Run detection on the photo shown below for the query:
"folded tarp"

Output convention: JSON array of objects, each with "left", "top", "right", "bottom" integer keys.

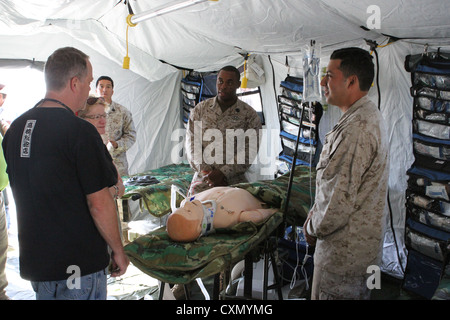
[{"left": 121, "top": 163, "right": 194, "bottom": 218}]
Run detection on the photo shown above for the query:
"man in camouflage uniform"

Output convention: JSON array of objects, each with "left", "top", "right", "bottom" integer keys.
[
  {"left": 303, "top": 48, "right": 389, "bottom": 300},
  {"left": 96, "top": 76, "right": 136, "bottom": 177},
  {"left": 186, "top": 66, "right": 262, "bottom": 195}
]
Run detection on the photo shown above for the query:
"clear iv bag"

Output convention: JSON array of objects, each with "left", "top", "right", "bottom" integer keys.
[{"left": 303, "top": 43, "right": 322, "bottom": 102}]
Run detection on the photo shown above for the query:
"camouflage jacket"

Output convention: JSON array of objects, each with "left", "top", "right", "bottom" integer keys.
[
  {"left": 186, "top": 96, "right": 262, "bottom": 194},
  {"left": 307, "top": 95, "right": 389, "bottom": 276},
  {"left": 102, "top": 101, "right": 136, "bottom": 177}
]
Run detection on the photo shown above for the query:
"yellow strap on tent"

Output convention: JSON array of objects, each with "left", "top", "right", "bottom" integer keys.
[
  {"left": 123, "top": 14, "right": 137, "bottom": 69},
  {"left": 241, "top": 54, "right": 249, "bottom": 88},
  {"left": 126, "top": 14, "right": 137, "bottom": 27}
]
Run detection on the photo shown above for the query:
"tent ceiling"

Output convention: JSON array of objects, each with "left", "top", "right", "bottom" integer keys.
[{"left": 1, "top": 0, "right": 449, "bottom": 72}]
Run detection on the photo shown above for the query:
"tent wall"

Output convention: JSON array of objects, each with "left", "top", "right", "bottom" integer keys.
[{"left": 253, "top": 40, "right": 450, "bottom": 278}]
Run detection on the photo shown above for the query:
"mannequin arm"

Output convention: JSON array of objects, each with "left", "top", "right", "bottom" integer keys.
[{"left": 238, "top": 208, "right": 277, "bottom": 223}]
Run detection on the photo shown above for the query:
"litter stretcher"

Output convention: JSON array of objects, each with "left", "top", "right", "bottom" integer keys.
[{"left": 122, "top": 163, "right": 315, "bottom": 299}]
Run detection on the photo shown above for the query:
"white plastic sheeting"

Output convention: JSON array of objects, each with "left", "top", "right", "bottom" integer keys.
[{"left": 1, "top": 0, "right": 450, "bottom": 279}]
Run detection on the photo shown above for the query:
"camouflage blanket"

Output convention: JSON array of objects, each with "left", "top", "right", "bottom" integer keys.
[
  {"left": 124, "top": 165, "right": 316, "bottom": 284},
  {"left": 235, "top": 165, "right": 315, "bottom": 227},
  {"left": 121, "top": 163, "right": 194, "bottom": 218},
  {"left": 125, "top": 212, "right": 283, "bottom": 284}
]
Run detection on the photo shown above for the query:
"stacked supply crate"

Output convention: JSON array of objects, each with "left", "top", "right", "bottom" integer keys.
[
  {"left": 276, "top": 76, "right": 323, "bottom": 174},
  {"left": 403, "top": 51, "right": 450, "bottom": 299},
  {"left": 180, "top": 72, "right": 217, "bottom": 127}
]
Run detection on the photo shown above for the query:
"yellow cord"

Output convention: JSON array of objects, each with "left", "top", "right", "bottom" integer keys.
[
  {"left": 126, "top": 25, "right": 129, "bottom": 56},
  {"left": 123, "top": 14, "right": 136, "bottom": 69},
  {"left": 241, "top": 54, "right": 249, "bottom": 88},
  {"left": 126, "top": 14, "right": 137, "bottom": 27}
]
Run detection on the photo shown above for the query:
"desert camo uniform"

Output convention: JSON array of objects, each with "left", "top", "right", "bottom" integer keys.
[
  {"left": 186, "top": 96, "right": 262, "bottom": 194},
  {"left": 306, "top": 96, "right": 389, "bottom": 299},
  {"left": 102, "top": 101, "right": 136, "bottom": 177}
]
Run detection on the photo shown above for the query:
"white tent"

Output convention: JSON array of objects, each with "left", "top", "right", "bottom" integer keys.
[{"left": 1, "top": 0, "right": 450, "bottom": 281}]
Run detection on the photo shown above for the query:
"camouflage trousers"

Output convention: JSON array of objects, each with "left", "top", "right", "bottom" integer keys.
[{"left": 311, "top": 266, "right": 371, "bottom": 300}]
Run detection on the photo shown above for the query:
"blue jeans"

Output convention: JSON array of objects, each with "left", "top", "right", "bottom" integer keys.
[{"left": 31, "top": 268, "right": 107, "bottom": 300}]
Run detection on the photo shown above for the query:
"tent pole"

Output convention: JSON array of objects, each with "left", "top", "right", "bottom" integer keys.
[
  {"left": 283, "top": 101, "right": 306, "bottom": 227},
  {"left": 130, "top": 0, "right": 217, "bottom": 24}
]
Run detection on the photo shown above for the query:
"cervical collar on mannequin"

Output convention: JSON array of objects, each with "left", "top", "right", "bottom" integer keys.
[{"left": 200, "top": 200, "right": 217, "bottom": 237}]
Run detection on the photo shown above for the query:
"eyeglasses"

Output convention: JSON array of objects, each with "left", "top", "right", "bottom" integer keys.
[
  {"left": 83, "top": 114, "right": 107, "bottom": 120},
  {"left": 0, "top": 93, "right": 6, "bottom": 99},
  {"left": 86, "top": 96, "right": 105, "bottom": 105}
]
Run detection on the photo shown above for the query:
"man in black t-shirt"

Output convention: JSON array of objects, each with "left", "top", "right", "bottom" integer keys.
[{"left": 2, "top": 47, "right": 129, "bottom": 300}]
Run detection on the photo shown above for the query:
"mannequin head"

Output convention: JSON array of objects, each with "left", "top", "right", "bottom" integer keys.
[{"left": 166, "top": 199, "right": 204, "bottom": 242}]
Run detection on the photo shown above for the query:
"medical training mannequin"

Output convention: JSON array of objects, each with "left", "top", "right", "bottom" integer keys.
[{"left": 166, "top": 187, "right": 277, "bottom": 242}]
